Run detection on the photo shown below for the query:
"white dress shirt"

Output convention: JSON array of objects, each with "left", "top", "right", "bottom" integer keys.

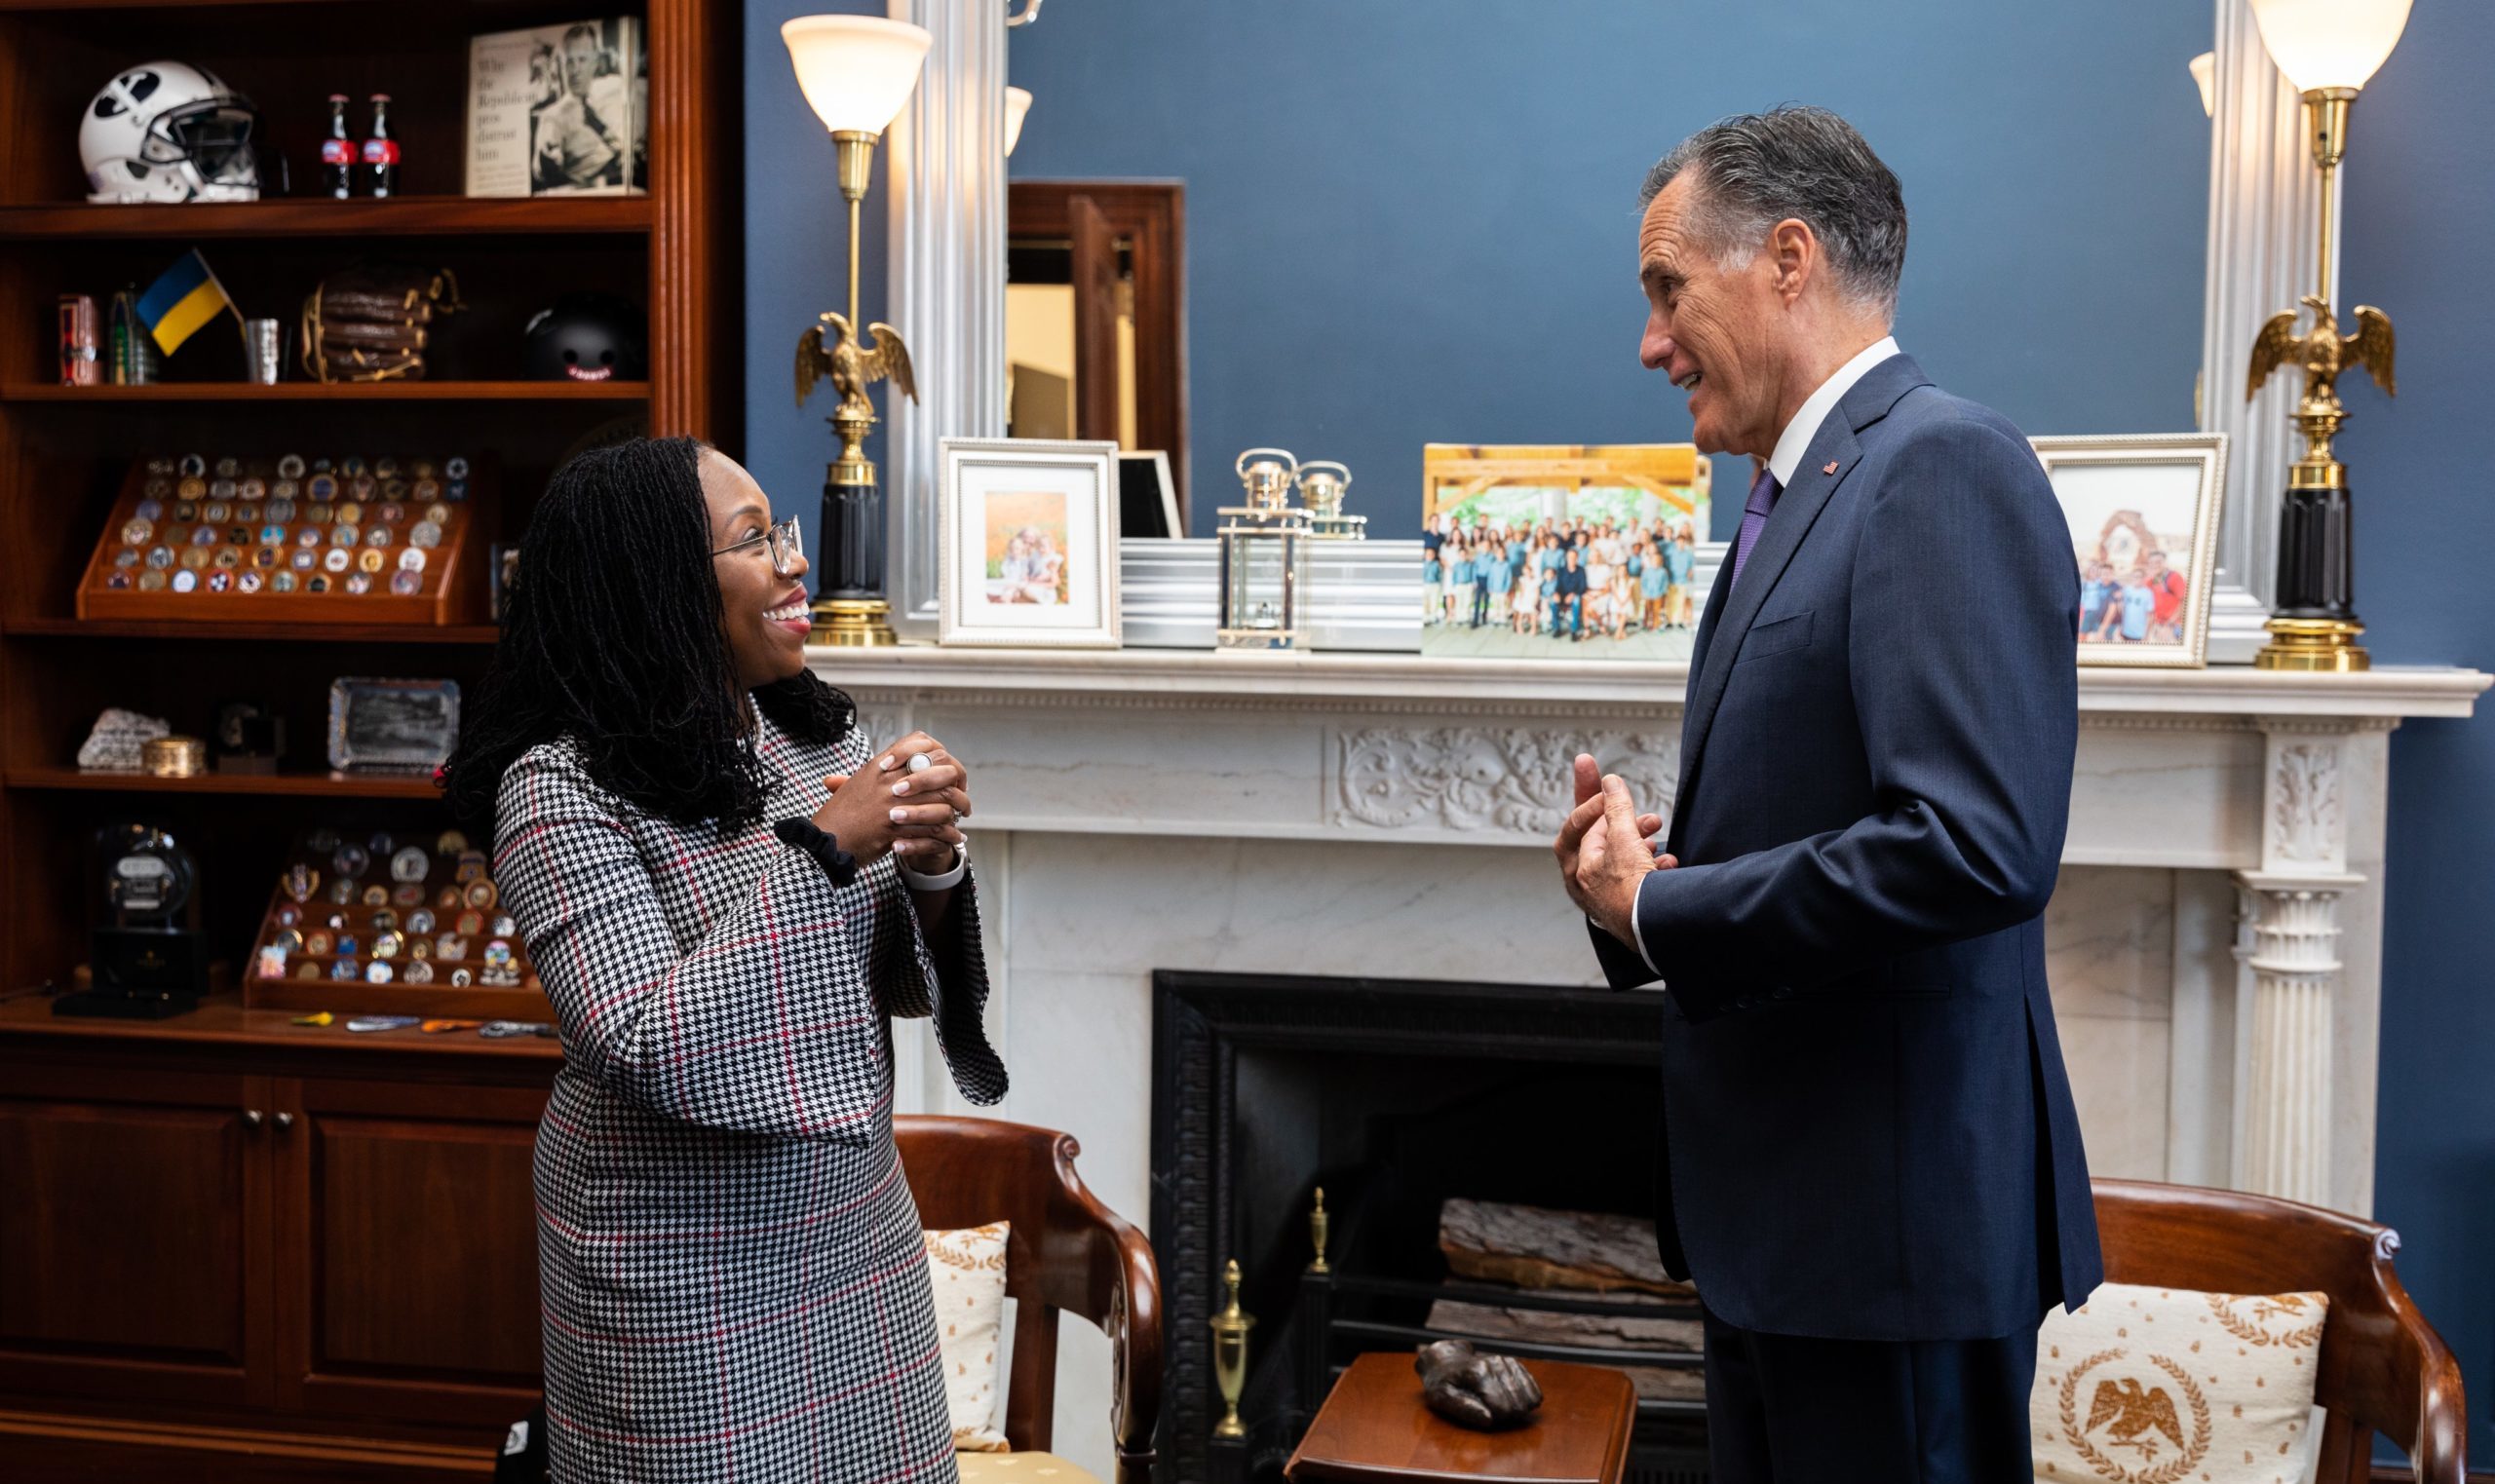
[
  {"left": 1766, "top": 335, "right": 1900, "bottom": 487},
  {"left": 1623, "top": 334, "right": 1902, "bottom": 977}
]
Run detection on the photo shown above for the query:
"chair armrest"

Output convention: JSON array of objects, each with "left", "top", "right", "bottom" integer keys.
[
  {"left": 1079, "top": 1186, "right": 1162, "bottom": 1481},
  {"left": 2410, "top": 1327, "right": 2469, "bottom": 1484}
]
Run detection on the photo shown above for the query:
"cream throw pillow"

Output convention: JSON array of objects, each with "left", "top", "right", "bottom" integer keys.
[
  {"left": 924, "top": 1221, "right": 1012, "bottom": 1451},
  {"left": 2033, "top": 1281, "right": 2327, "bottom": 1484}
]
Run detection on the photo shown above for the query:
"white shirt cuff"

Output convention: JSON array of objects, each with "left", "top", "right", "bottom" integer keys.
[
  {"left": 899, "top": 834, "right": 969, "bottom": 891},
  {"left": 1628, "top": 872, "right": 1663, "bottom": 979}
]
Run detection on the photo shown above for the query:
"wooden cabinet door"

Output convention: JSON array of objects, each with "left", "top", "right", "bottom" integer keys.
[
  {"left": 271, "top": 1074, "right": 549, "bottom": 1427},
  {"left": 0, "top": 1062, "right": 273, "bottom": 1409}
]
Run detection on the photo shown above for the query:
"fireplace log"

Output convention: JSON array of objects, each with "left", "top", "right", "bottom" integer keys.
[
  {"left": 1425, "top": 1295, "right": 1701, "bottom": 1352},
  {"left": 1439, "top": 1198, "right": 1694, "bottom": 1298},
  {"left": 1423, "top": 1297, "right": 1706, "bottom": 1404}
]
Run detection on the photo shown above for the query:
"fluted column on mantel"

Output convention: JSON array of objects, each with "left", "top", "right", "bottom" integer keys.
[
  {"left": 881, "top": 0, "right": 1009, "bottom": 641},
  {"left": 2199, "top": 0, "right": 2324, "bottom": 662},
  {"left": 2229, "top": 718, "right": 2386, "bottom": 1206}
]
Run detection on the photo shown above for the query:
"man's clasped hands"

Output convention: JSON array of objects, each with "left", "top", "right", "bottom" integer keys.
[{"left": 1553, "top": 753, "right": 1676, "bottom": 948}]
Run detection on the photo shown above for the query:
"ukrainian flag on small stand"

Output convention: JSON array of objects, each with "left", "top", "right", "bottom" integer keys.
[{"left": 134, "top": 249, "right": 237, "bottom": 356}]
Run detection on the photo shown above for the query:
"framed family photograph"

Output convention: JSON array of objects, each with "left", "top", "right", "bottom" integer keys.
[
  {"left": 938, "top": 437, "right": 1122, "bottom": 648},
  {"left": 2031, "top": 433, "right": 2228, "bottom": 669},
  {"left": 1419, "top": 443, "right": 1713, "bottom": 662}
]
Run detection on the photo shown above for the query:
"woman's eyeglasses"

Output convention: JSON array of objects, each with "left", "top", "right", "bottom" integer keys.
[{"left": 711, "top": 515, "right": 804, "bottom": 577}]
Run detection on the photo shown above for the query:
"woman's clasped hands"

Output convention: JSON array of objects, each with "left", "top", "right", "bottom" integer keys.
[{"left": 813, "top": 731, "right": 973, "bottom": 870}]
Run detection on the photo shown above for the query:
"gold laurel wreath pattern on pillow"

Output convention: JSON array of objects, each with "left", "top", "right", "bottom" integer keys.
[
  {"left": 2031, "top": 1282, "right": 2328, "bottom": 1484},
  {"left": 925, "top": 1221, "right": 1013, "bottom": 1452}
]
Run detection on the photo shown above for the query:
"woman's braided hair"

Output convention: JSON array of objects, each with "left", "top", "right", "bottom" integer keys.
[{"left": 440, "top": 436, "right": 852, "bottom": 834}]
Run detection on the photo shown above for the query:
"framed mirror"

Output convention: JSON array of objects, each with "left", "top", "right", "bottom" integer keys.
[{"left": 1007, "top": 181, "right": 1187, "bottom": 524}]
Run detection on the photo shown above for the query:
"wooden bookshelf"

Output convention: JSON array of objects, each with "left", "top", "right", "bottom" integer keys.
[
  {"left": 6, "top": 766, "right": 444, "bottom": 800},
  {"left": 3, "top": 617, "right": 502, "bottom": 644},
  {"left": 0, "top": 0, "right": 741, "bottom": 1470},
  {"left": 0, "top": 379, "right": 649, "bottom": 401},
  {"left": 0, "top": 196, "right": 653, "bottom": 241}
]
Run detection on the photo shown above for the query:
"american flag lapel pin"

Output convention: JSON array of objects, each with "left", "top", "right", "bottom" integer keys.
[{"left": 1823, "top": 460, "right": 1839, "bottom": 476}]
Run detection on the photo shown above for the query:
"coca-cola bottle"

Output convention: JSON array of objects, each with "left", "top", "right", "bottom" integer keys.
[
  {"left": 361, "top": 94, "right": 400, "bottom": 198},
  {"left": 321, "top": 95, "right": 354, "bottom": 199}
]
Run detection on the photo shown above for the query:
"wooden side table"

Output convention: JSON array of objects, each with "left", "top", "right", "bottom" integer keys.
[{"left": 1285, "top": 1351, "right": 1638, "bottom": 1484}]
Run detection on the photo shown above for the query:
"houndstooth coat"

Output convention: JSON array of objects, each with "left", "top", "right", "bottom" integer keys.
[{"left": 494, "top": 704, "right": 1006, "bottom": 1483}]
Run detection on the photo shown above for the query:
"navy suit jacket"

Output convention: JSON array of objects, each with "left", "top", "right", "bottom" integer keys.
[{"left": 1592, "top": 354, "right": 2103, "bottom": 1343}]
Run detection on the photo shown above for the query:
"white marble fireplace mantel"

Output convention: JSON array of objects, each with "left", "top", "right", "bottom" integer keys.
[{"left": 809, "top": 646, "right": 2483, "bottom": 1473}]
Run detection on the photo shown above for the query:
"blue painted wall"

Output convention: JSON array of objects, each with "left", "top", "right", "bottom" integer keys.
[
  {"left": 2339, "top": 0, "right": 2495, "bottom": 1465},
  {"left": 741, "top": 2, "right": 2491, "bottom": 1461},
  {"left": 1000, "top": 0, "right": 2211, "bottom": 536}
]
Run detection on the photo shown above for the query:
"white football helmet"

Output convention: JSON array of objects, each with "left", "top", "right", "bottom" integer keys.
[{"left": 80, "top": 61, "right": 260, "bottom": 204}]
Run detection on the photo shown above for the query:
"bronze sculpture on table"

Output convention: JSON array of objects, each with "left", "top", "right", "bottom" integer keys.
[{"left": 1415, "top": 1339, "right": 1543, "bottom": 1430}]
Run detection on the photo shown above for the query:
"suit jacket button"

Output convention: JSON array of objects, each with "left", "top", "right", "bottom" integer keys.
[{"left": 1773, "top": 985, "right": 1793, "bottom": 1000}]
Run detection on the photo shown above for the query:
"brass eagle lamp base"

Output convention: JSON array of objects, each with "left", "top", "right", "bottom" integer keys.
[
  {"left": 794, "top": 128, "right": 917, "bottom": 651},
  {"left": 2246, "top": 86, "right": 2398, "bottom": 674},
  {"left": 812, "top": 596, "right": 899, "bottom": 648}
]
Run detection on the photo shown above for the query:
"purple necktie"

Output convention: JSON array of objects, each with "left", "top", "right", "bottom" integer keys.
[{"left": 1728, "top": 465, "right": 1782, "bottom": 590}]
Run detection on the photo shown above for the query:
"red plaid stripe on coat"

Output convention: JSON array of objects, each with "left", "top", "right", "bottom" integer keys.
[{"left": 496, "top": 706, "right": 1005, "bottom": 1483}]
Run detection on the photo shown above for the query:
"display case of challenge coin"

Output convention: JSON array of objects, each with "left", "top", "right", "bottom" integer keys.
[
  {"left": 78, "top": 452, "right": 487, "bottom": 626},
  {"left": 246, "top": 827, "right": 552, "bottom": 1020}
]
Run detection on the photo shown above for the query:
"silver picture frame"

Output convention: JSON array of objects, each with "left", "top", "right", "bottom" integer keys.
[
  {"left": 327, "top": 677, "right": 462, "bottom": 774},
  {"left": 937, "top": 437, "right": 1122, "bottom": 649},
  {"left": 2032, "top": 432, "right": 2229, "bottom": 670}
]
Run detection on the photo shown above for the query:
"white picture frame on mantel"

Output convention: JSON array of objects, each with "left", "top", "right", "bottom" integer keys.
[
  {"left": 2033, "top": 432, "right": 2228, "bottom": 669},
  {"left": 938, "top": 437, "right": 1122, "bottom": 648}
]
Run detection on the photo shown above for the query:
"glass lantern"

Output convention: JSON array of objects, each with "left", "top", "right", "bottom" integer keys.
[
  {"left": 1297, "top": 461, "right": 1366, "bottom": 541},
  {"left": 1217, "top": 447, "right": 1310, "bottom": 650}
]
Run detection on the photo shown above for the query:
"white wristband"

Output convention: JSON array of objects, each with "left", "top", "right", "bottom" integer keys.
[{"left": 899, "top": 833, "right": 968, "bottom": 891}]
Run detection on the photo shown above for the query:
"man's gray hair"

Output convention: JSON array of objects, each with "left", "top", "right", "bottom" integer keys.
[{"left": 1639, "top": 105, "right": 1906, "bottom": 321}]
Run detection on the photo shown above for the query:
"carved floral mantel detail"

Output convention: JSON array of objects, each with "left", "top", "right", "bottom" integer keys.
[
  {"left": 1334, "top": 727, "right": 1679, "bottom": 835},
  {"left": 2267, "top": 742, "right": 2343, "bottom": 866}
]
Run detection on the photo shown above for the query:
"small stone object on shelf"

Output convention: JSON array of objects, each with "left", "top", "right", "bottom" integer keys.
[{"left": 76, "top": 707, "right": 171, "bottom": 772}]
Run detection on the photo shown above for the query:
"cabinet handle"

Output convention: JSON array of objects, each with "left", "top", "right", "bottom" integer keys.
[
  {"left": 274, "top": 1112, "right": 295, "bottom": 1131},
  {"left": 243, "top": 1109, "right": 264, "bottom": 1127}
]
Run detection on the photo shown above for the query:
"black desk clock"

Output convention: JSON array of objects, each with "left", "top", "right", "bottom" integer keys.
[{"left": 57, "top": 822, "right": 208, "bottom": 1018}]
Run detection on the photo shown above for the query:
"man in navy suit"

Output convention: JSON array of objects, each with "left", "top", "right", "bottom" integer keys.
[{"left": 1554, "top": 106, "right": 2101, "bottom": 1482}]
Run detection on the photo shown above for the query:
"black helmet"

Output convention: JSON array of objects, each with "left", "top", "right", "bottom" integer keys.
[{"left": 521, "top": 293, "right": 646, "bottom": 383}]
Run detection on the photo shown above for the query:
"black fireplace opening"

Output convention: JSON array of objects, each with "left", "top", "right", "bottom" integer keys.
[{"left": 1151, "top": 970, "right": 1710, "bottom": 1484}]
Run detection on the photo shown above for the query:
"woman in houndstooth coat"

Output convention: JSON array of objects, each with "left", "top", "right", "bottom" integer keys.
[{"left": 445, "top": 438, "right": 1004, "bottom": 1483}]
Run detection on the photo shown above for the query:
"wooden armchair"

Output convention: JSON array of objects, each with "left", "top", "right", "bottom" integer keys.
[
  {"left": 2093, "top": 1179, "right": 2467, "bottom": 1483},
  {"left": 897, "top": 1115, "right": 1163, "bottom": 1484}
]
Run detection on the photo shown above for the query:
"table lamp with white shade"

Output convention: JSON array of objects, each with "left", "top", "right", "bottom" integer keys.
[
  {"left": 1005, "top": 86, "right": 1032, "bottom": 157},
  {"left": 2242, "top": 0, "right": 2409, "bottom": 671},
  {"left": 784, "top": 14, "right": 932, "bottom": 647}
]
